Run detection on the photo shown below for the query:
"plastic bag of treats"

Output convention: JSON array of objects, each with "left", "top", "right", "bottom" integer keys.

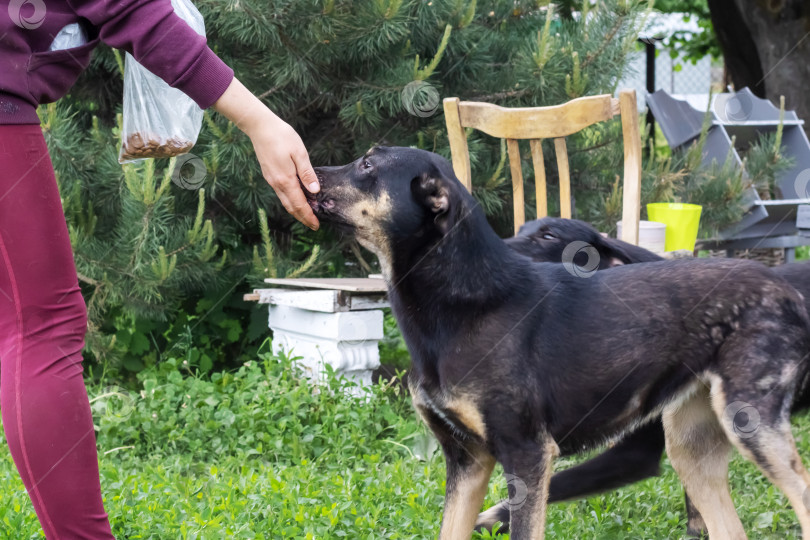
[{"left": 119, "top": 0, "right": 205, "bottom": 163}]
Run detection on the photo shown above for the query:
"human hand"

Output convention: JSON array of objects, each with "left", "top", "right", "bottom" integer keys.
[
  {"left": 245, "top": 112, "right": 320, "bottom": 230},
  {"left": 213, "top": 78, "right": 320, "bottom": 230}
]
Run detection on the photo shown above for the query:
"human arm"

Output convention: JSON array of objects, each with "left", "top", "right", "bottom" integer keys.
[
  {"left": 67, "top": 0, "right": 319, "bottom": 228},
  {"left": 213, "top": 78, "right": 320, "bottom": 230}
]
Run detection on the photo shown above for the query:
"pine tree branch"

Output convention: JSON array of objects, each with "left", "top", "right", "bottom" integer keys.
[
  {"left": 569, "top": 136, "right": 622, "bottom": 155},
  {"left": 581, "top": 17, "right": 625, "bottom": 69},
  {"left": 166, "top": 244, "right": 191, "bottom": 257},
  {"left": 77, "top": 272, "right": 101, "bottom": 286},
  {"left": 258, "top": 86, "right": 281, "bottom": 99}
]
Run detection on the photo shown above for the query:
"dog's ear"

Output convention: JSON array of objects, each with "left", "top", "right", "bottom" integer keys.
[{"left": 411, "top": 173, "right": 454, "bottom": 234}]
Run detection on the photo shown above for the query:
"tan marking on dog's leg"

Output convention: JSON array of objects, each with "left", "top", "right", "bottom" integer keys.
[
  {"left": 710, "top": 386, "right": 810, "bottom": 538},
  {"left": 507, "top": 437, "right": 559, "bottom": 540},
  {"left": 663, "top": 388, "right": 747, "bottom": 540},
  {"left": 445, "top": 395, "right": 487, "bottom": 441},
  {"left": 439, "top": 448, "right": 496, "bottom": 540},
  {"left": 750, "top": 434, "right": 810, "bottom": 539},
  {"left": 528, "top": 439, "right": 559, "bottom": 537}
]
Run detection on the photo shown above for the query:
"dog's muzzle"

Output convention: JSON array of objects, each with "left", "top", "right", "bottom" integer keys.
[{"left": 308, "top": 197, "right": 336, "bottom": 213}]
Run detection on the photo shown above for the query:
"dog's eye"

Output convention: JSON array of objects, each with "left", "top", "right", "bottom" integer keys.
[
  {"left": 533, "top": 230, "right": 556, "bottom": 241},
  {"left": 362, "top": 159, "right": 372, "bottom": 170}
]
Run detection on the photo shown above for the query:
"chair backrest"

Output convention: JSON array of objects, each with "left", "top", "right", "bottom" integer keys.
[{"left": 443, "top": 89, "right": 642, "bottom": 244}]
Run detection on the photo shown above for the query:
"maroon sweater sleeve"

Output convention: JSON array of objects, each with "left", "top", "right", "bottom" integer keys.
[{"left": 66, "top": 0, "right": 234, "bottom": 109}]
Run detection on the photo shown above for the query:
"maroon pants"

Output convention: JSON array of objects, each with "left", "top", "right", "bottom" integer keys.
[{"left": 0, "top": 125, "right": 114, "bottom": 538}]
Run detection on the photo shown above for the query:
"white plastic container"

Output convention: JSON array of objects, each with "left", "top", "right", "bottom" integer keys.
[{"left": 617, "top": 220, "right": 667, "bottom": 253}]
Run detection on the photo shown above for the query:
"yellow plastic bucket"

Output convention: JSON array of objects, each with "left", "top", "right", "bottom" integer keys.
[{"left": 646, "top": 203, "right": 702, "bottom": 251}]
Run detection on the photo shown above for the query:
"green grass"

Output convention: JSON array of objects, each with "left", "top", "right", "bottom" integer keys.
[{"left": 1, "top": 351, "right": 808, "bottom": 538}]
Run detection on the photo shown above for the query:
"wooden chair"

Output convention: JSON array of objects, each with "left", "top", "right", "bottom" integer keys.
[{"left": 443, "top": 90, "right": 642, "bottom": 244}]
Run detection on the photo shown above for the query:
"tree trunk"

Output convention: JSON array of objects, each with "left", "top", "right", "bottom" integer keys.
[
  {"left": 707, "top": 0, "right": 765, "bottom": 97},
  {"left": 710, "top": 0, "right": 810, "bottom": 123}
]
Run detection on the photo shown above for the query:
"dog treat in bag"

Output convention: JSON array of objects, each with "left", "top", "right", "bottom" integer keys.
[{"left": 119, "top": 0, "right": 205, "bottom": 163}]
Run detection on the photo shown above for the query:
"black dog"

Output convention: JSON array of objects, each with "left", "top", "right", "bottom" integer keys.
[
  {"left": 312, "top": 147, "right": 810, "bottom": 539},
  {"left": 505, "top": 217, "right": 664, "bottom": 269},
  {"left": 473, "top": 217, "right": 810, "bottom": 536}
]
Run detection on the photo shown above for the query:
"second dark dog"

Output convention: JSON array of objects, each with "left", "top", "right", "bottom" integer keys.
[{"left": 474, "top": 217, "right": 810, "bottom": 536}]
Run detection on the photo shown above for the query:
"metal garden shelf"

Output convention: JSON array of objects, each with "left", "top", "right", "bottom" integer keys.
[{"left": 647, "top": 88, "right": 810, "bottom": 262}]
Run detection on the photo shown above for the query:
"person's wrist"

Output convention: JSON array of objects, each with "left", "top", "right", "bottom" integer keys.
[
  {"left": 213, "top": 80, "right": 279, "bottom": 138},
  {"left": 236, "top": 102, "right": 279, "bottom": 139}
]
